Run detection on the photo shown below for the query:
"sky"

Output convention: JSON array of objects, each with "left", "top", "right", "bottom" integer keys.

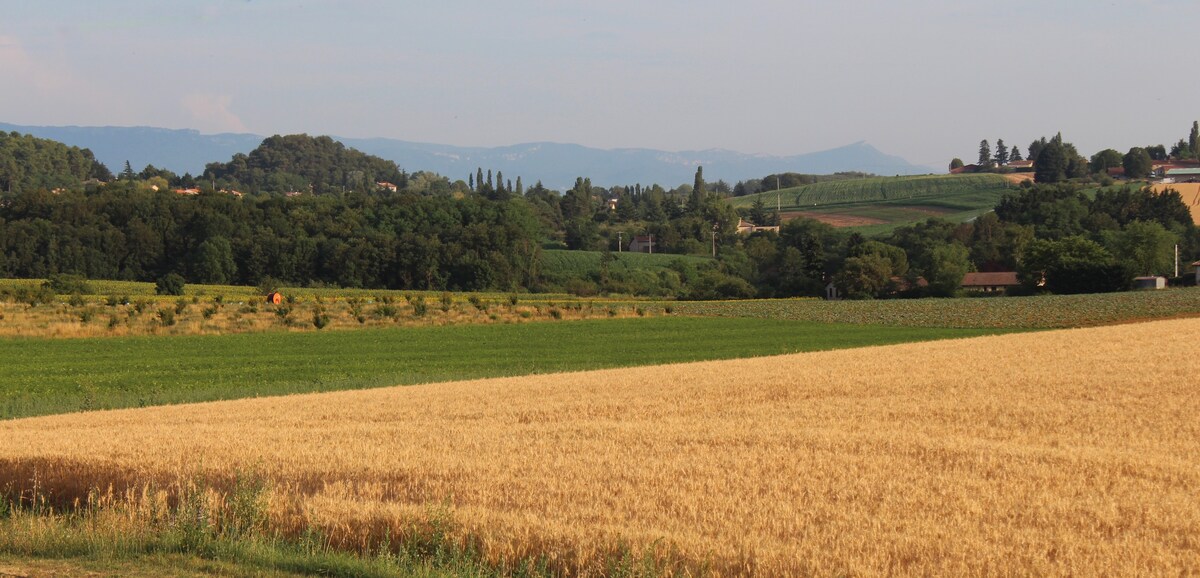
[{"left": 2, "top": 0, "right": 1199, "bottom": 168}]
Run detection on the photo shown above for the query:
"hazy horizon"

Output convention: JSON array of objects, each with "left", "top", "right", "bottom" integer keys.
[{"left": 4, "top": 0, "right": 1198, "bottom": 168}]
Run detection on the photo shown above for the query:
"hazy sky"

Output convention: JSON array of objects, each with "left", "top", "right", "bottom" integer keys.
[{"left": 3, "top": 0, "right": 1198, "bottom": 167}]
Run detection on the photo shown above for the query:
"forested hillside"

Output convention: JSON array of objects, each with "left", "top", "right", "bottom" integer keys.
[
  {"left": 203, "top": 134, "right": 409, "bottom": 194},
  {"left": 0, "top": 132, "right": 111, "bottom": 193}
]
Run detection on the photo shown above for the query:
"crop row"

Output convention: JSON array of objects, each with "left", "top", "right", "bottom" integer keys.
[{"left": 672, "top": 287, "right": 1200, "bottom": 329}]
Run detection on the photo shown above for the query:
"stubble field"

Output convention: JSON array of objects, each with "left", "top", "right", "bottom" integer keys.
[{"left": 2, "top": 318, "right": 1197, "bottom": 576}]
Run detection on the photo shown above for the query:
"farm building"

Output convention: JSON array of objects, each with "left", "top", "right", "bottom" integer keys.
[
  {"left": 1006, "top": 160, "right": 1034, "bottom": 170},
  {"left": 1133, "top": 276, "right": 1167, "bottom": 290},
  {"left": 736, "top": 218, "right": 779, "bottom": 234},
  {"left": 1164, "top": 168, "right": 1200, "bottom": 183},
  {"left": 961, "top": 271, "right": 1020, "bottom": 293},
  {"left": 628, "top": 235, "right": 654, "bottom": 253}
]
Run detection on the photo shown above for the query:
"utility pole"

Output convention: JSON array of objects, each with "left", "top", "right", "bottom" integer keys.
[
  {"left": 618, "top": 231, "right": 623, "bottom": 253},
  {"left": 649, "top": 234, "right": 653, "bottom": 254},
  {"left": 1175, "top": 244, "right": 1180, "bottom": 278}
]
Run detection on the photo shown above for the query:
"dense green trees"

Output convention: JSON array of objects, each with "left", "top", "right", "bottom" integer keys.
[
  {"left": 0, "top": 184, "right": 543, "bottom": 292},
  {"left": 0, "top": 132, "right": 110, "bottom": 193}
]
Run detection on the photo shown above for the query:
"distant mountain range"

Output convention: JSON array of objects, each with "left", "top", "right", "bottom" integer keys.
[{"left": 0, "top": 123, "right": 934, "bottom": 189}]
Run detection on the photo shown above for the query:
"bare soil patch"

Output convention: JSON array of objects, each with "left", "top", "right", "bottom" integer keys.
[{"left": 781, "top": 211, "right": 886, "bottom": 227}]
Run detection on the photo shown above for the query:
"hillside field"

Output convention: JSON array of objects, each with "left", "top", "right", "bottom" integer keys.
[
  {"left": 2, "top": 318, "right": 1197, "bottom": 575},
  {"left": 729, "top": 174, "right": 1016, "bottom": 233}
]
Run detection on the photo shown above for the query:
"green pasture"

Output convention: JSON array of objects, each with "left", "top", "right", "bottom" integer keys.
[{"left": 0, "top": 317, "right": 1002, "bottom": 420}]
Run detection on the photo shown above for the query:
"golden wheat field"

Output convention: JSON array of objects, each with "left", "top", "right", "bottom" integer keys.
[{"left": 2, "top": 318, "right": 1200, "bottom": 576}]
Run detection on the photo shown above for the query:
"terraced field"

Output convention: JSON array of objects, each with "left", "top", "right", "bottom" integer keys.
[{"left": 3, "top": 319, "right": 1197, "bottom": 575}]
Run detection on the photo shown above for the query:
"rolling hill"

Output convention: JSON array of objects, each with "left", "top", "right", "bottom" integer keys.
[
  {"left": 730, "top": 173, "right": 1017, "bottom": 234},
  {"left": 0, "top": 123, "right": 933, "bottom": 189}
]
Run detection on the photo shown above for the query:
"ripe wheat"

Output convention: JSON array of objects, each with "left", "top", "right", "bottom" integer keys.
[{"left": 2, "top": 319, "right": 1198, "bottom": 575}]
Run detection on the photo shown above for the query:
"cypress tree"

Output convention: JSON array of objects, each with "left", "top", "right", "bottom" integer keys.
[
  {"left": 515, "top": 176, "right": 523, "bottom": 196},
  {"left": 1190, "top": 121, "right": 1199, "bottom": 156},
  {"left": 978, "top": 140, "right": 992, "bottom": 167}
]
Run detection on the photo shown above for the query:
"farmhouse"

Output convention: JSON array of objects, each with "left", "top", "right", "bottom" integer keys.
[
  {"left": 736, "top": 218, "right": 779, "bottom": 234},
  {"left": 628, "top": 235, "right": 654, "bottom": 253},
  {"left": 961, "top": 271, "right": 1020, "bottom": 293},
  {"left": 1006, "top": 160, "right": 1034, "bottom": 170}
]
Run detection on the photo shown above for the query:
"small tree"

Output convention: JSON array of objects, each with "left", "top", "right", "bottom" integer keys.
[
  {"left": 949, "top": 158, "right": 964, "bottom": 171},
  {"left": 155, "top": 273, "right": 186, "bottom": 296}
]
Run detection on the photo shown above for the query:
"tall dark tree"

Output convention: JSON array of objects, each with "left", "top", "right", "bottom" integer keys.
[
  {"left": 687, "top": 166, "right": 706, "bottom": 215},
  {"left": 978, "top": 140, "right": 993, "bottom": 167},
  {"left": 1191, "top": 121, "right": 1199, "bottom": 157},
  {"left": 1034, "top": 141, "right": 1067, "bottom": 183},
  {"left": 995, "top": 139, "right": 1009, "bottom": 166},
  {"left": 1122, "top": 147, "right": 1152, "bottom": 179},
  {"left": 949, "top": 158, "right": 964, "bottom": 171},
  {"left": 515, "top": 176, "right": 523, "bottom": 196},
  {"left": 1009, "top": 145, "right": 1023, "bottom": 162},
  {"left": 121, "top": 160, "right": 136, "bottom": 181},
  {"left": 1027, "top": 137, "right": 1047, "bottom": 165}
]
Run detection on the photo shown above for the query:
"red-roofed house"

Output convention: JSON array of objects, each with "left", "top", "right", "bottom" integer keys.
[{"left": 961, "top": 271, "right": 1020, "bottom": 293}]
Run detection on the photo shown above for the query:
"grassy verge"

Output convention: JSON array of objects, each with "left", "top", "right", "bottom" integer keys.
[
  {"left": 0, "top": 482, "right": 505, "bottom": 578},
  {"left": 0, "top": 316, "right": 1004, "bottom": 420}
]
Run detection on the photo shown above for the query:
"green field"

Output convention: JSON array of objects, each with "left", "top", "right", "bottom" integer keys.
[
  {"left": 0, "top": 317, "right": 1003, "bottom": 420},
  {"left": 729, "top": 174, "right": 1016, "bottom": 234},
  {"left": 672, "top": 287, "right": 1200, "bottom": 329},
  {"left": 541, "top": 249, "right": 710, "bottom": 277}
]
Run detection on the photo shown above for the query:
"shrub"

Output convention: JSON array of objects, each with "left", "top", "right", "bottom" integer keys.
[
  {"left": 440, "top": 292, "right": 453, "bottom": 312},
  {"left": 67, "top": 293, "right": 86, "bottom": 307},
  {"left": 175, "top": 298, "right": 189, "bottom": 314},
  {"left": 411, "top": 296, "right": 428, "bottom": 317},
  {"left": 106, "top": 294, "right": 130, "bottom": 307},
  {"left": 467, "top": 295, "right": 486, "bottom": 311},
  {"left": 43, "top": 273, "right": 93, "bottom": 295},
  {"left": 157, "top": 309, "right": 175, "bottom": 326},
  {"left": 374, "top": 304, "right": 399, "bottom": 320},
  {"left": 155, "top": 274, "right": 186, "bottom": 296},
  {"left": 312, "top": 308, "right": 330, "bottom": 330}
]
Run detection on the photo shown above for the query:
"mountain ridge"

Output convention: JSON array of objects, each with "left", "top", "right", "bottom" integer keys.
[{"left": 0, "top": 123, "right": 934, "bottom": 189}]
